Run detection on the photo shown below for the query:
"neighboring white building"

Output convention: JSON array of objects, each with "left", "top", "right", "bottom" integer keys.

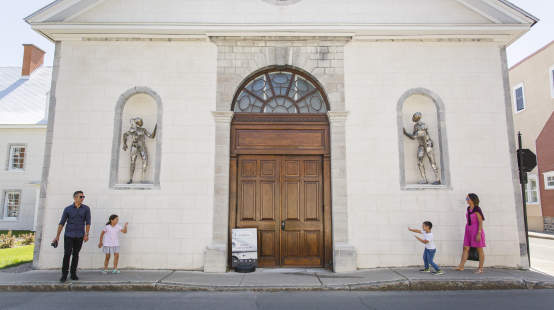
[
  {"left": 0, "top": 44, "right": 52, "bottom": 231},
  {"left": 27, "top": 0, "right": 536, "bottom": 272}
]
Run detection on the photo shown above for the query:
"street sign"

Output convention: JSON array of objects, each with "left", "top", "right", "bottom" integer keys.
[{"left": 517, "top": 149, "right": 537, "bottom": 173}]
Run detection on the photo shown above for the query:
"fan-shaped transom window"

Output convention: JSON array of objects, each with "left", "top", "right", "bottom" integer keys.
[{"left": 232, "top": 69, "right": 329, "bottom": 113}]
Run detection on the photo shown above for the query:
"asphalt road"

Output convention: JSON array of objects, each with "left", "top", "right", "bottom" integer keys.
[
  {"left": 1, "top": 290, "right": 554, "bottom": 310},
  {"left": 530, "top": 236, "right": 554, "bottom": 276}
]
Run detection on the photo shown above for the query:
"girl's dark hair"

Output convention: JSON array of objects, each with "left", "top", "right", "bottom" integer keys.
[
  {"left": 106, "top": 214, "right": 118, "bottom": 226},
  {"left": 423, "top": 221, "right": 433, "bottom": 229},
  {"left": 467, "top": 193, "right": 480, "bottom": 206}
]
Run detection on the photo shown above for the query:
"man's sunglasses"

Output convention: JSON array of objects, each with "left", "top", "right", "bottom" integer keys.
[{"left": 78, "top": 196, "right": 85, "bottom": 199}]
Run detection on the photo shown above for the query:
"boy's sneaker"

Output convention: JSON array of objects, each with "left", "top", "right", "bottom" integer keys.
[
  {"left": 112, "top": 269, "right": 120, "bottom": 274},
  {"left": 101, "top": 269, "right": 108, "bottom": 274},
  {"left": 432, "top": 270, "right": 445, "bottom": 275},
  {"left": 419, "top": 268, "right": 431, "bottom": 272}
]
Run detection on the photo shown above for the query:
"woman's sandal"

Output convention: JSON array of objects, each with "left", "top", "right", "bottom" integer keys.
[
  {"left": 455, "top": 267, "right": 464, "bottom": 271},
  {"left": 474, "top": 269, "right": 484, "bottom": 274}
]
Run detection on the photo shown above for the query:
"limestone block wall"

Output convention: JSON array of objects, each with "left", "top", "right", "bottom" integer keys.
[
  {"left": 0, "top": 128, "right": 45, "bottom": 230},
  {"left": 345, "top": 41, "right": 524, "bottom": 268},
  {"left": 36, "top": 40, "right": 217, "bottom": 269}
]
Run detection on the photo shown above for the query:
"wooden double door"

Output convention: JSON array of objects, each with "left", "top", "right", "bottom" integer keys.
[{"left": 235, "top": 155, "right": 325, "bottom": 267}]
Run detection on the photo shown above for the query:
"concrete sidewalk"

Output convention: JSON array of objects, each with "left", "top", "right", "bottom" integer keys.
[{"left": 1, "top": 267, "right": 554, "bottom": 292}]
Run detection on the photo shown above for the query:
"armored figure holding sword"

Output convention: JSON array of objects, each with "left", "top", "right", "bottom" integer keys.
[
  {"left": 122, "top": 117, "right": 157, "bottom": 184},
  {"left": 403, "top": 112, "right": 441, "bottom": 185}
]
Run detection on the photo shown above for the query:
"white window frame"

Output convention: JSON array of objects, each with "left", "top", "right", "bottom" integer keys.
[
  {"left": 525, "top": 174, "right": 540, "bottom": 204},
  {"left": 7, "top": 144, "right": 26, "bottom": 171},
  {"left": 513, "top": 83, "right": 526, "bottom": 113},
  {"left": 544, "top": 171, "right": 554, "bottom": 190},
  {"left": 2, "top": 190, "right": 21, "bottom": 220},
  {"left": 549, "top": 65, "right": 554, "bottom": 99}
]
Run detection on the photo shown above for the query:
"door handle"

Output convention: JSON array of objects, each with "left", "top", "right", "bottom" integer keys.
[{"left": 281, "top": 220, "right": 286, "bottom": 231}]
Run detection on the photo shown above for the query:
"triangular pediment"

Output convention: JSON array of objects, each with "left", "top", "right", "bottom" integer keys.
[
  {"left": 26, "top": 0, "right": 537, "bottom": 43},
  {"left": 28, "top": 0, "right": 535, "bottom": 25},
  {"left": 68, "top": 0, "right": 494, "bottom": 24}
]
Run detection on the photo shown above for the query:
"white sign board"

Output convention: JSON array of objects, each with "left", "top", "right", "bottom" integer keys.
[{"left": 232, "top": 228, "right": 257, "bottom": 253}]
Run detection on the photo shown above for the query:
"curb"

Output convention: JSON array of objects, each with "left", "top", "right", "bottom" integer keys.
[
  {"left": 529, "top": 232, "right": 554, "bottom": 241},
  {"left": 1, "top": 280, "right": 553, "bottom": 292}
]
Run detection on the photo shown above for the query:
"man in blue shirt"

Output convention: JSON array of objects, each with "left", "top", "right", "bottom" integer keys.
[{"left": 52, "top": 190, "right": 91, "bottom": 282}]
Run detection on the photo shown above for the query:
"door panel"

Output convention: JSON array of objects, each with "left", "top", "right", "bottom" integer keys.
[
  {"left": 281, "top": 157, "right": 324, "bottom": 267},
  {"left": 236, "top": 155, "right": 324, "bottom": 267},
  {"left": 237, "top": 156, "right": 281, "bottom": 267}
]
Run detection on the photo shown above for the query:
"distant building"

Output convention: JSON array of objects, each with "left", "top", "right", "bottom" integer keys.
[
  {"left": 537, "top": 112, "right": 554, "bottom": 232},
  {"left": 509, "top": 41, "right": 554, "bottom": 232},
  {"left": 0, "top": 44, "right": 51, "bottom": 231}
]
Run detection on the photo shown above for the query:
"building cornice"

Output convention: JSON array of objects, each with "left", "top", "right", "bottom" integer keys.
[{"left": 30, "top": 22, "right": 531, "bottom": 44}]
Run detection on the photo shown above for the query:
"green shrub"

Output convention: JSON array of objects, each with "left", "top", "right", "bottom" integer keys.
[
  {"left": 21, "top": 233, "right": 35, "bottom": 246},
  {"left": 0, "top": 230, "right": 34, "bottom": 238},
  {"left": 0, "top": 233, "right": 16, "bottom": 249}
]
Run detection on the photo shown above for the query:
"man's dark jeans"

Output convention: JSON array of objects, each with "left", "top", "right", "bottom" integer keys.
[{"left": 62, "top": 236, "right": 83, "bottom": 276}]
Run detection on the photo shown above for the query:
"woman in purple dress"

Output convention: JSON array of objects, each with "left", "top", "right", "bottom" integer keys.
[{"left": 456, "top": 193, "right": 486, "bottom": 273}]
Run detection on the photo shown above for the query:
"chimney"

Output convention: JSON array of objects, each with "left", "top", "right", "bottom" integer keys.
[{"left": 21, "top": 44, "right": 46, "bottom": 77}]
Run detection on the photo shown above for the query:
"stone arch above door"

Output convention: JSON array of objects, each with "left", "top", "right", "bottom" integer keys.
[
  {"left": 231, "top": 66, "right": 330, "bottom": 114},
  {"left": 211, "top": 36, "right": 349, "bottom": 112}
]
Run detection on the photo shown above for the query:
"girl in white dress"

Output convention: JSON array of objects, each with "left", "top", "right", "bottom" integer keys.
[{"left": 98, "top": 214, "right": 128, "bottom": 274}]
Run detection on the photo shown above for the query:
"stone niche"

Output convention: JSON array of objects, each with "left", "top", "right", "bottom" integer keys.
[
  {"left": 110, "top": 87, "right": 162, "bottom": 189},
  {"left": 397, "top": 88, "right": 450, "bottom": 189}
]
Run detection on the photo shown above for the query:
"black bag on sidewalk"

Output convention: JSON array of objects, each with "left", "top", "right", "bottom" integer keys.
[{"left": 468, "top": 247, "right": 479, "bottom": 261}]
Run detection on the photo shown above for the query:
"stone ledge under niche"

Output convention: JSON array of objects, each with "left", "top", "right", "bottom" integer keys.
[
  {"left": 111, "top": 183, "right": 159, "bottom": 190},
  {"left": 403, "top": 184, "right": 449, "bottom": 191}
]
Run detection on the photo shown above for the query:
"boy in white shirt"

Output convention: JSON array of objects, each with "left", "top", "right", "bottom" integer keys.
[{"left": 409, "top": 221, "right": 444, "bottom": 275}]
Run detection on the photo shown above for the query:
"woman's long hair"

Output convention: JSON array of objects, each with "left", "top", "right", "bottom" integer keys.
[
  {"left": 467, "top": 193, "right": 485, "bottom": 224},
  {"left": 467, "top": 193, "right": 480, "bottom": 207},
  {"left": 106, "top": 214, "right": 118, "bottom": 226}
]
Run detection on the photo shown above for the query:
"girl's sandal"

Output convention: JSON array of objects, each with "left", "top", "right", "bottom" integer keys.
[
  {"left": 455, "top": 267, "right": 464, "bottom": 271},
  {"left": 101, "top": 269, "right": 108, "bottom": 274},
  {"left": 112, "top": 269, "right": 120, "bottom": 274},
  {"left": 474, "top": 269, "right": 484, "bottom": 274}
]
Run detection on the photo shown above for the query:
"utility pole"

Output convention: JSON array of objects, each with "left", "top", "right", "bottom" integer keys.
[{"left": 517, "top": 132, "right": 531, "bottom": 267}]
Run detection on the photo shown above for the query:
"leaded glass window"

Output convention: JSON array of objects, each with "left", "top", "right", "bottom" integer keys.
[{"left": 233, "top": 69, "right": 328, "bottom": 114}]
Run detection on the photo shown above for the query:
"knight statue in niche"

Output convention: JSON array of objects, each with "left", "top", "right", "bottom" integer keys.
[
  {"left": 122, "top": 117, "right": 157, "bottom": 184},
  {"left": 403, "top": 112, "right": 441, "bottom": 185}
]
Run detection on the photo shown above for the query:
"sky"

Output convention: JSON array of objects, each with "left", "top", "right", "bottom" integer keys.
[{"left": 0, "top": 0, "right": 552, "bottom": 68}]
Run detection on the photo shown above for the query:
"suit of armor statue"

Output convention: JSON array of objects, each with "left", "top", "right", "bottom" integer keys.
[
  {"left": 403, "top": 112, "right": 440, "bottom": 185},
  {"left": 122, "top": 117, "right": 157, "bottom": 184}
]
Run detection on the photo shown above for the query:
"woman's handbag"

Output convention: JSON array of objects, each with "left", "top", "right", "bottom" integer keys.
[{"left": 468, "top": 247, "right": 479, "bottom": 261}]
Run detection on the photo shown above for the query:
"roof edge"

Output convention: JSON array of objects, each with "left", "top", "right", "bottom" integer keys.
[
  {"left": 24, "top": 0, "right": 64, "bottom": 24},
  {"left": 509, "top": 40, "right": 554, "bottom": 71},
  {"left": 496, "top": 0, "right": 539, "bottom": 26}
]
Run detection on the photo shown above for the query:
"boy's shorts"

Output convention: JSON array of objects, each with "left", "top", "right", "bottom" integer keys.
[{"left": 102, "top": 246, "right": 120, "bottom": 254}]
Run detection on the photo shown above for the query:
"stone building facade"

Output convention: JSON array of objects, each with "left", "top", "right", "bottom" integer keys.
[{"left": 27, "top": 0, "right": 536, "bottom": 272}]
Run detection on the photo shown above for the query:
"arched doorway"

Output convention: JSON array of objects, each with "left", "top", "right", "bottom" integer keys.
[{"left": 229, "top": 67, "right": 332, "bottom": 268}]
